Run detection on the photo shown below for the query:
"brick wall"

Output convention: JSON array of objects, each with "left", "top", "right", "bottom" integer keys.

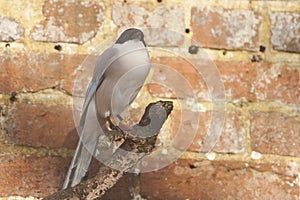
[{"left": 0, "top": 0, "right": 299, "bottom": 199}]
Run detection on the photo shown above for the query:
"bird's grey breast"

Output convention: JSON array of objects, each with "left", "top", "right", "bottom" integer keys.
[{"left": 95, "top": 40, "right": 150, "bottom": 118}]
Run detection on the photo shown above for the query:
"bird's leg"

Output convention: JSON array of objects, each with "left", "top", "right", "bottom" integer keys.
[
  {"left": 104, "top": 115, "right": 128, "bottom": 143},
  {"left": 117, "top": 114, "right": 134, "bottom": 131},
  {"left": 104, "top": 112, "right": 133, "bottom": 141},
  {"left": 106, "top": 117, "right": 118, "bottom": 131}
]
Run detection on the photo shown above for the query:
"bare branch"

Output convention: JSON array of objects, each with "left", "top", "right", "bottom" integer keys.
[{"left": 44, "top": 101, "right": 173, "bottom": 200}]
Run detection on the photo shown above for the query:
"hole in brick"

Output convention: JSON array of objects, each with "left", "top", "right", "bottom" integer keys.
[
  {"left": 185, "top": 28, "right": 190, "bottom": 34},
  {"left": 51, "top": 85, "right": 59, "bottom": 90},
  {"left": 259, "top": 45, "right": 266, "bottom": 53},
  {"left": 188, "top": 45, "right": 199, "bottom": 54},
  {"left": 123, "top": 0, "right": 127, "bottom": 3},
  {"left": 222, "top": 50, "right": 227, "bottom": 55},
  {"left": 54, "top": 44, "right": 62, "bottom": 51},
  {"left": 157, "top": 0, "right": 162, "bottom": 3},
  {"left": 251, "top": 55, "right": 262, "bottom": 62},
  {"left": 5, "top": 43, "right": 10, "bottom": 48},
  {"left": 10, "top": 92, "right": 17, "bottom": 102},
  {"left": 189, "top": 163, "right": 196, "bottom": 169}
]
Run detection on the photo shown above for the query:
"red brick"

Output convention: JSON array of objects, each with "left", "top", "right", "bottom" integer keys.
[
  {"left": 0, "top": 153, "right": 137, "bottom": 198},
  {"left": 170, "top": 110, "right": 206, "bottom": 152},
  {"left": 252, "top": 63, "right": 299, "bottom": 104},
  {"left": 148, "top": 58, "right": 299, "bottom": 104},
  {"left": 148, "top": 58, "right": 254, "bottom": 101},
  {"left": 171, "top": 110, "right": 245, "bottom": 153},
  {"left": 0, "top": 52, "right": 91, "bottom": 95},
  {"left": 191, "top": 8, "right": 262, "bottom": 50},
  {"left": 113, "top": 3, "right": 185, "bottom": 46},
  {"left": 215, "top": 61, "right": 256, "bottom": 102},
  {"left": 62, "top": 54, "right": 96, "bottom": 96},
  {"left": 213, "top": 112, "right": 245, "bottom": 153},
  {"left": 217, "top": 62, "right": 299, "bottom": 104},
  {"left": 31, "top": 0, "right": 104, "bottom": 44},
  {"left": 0, "top": 153, "right": 136, "bottom": 198},
  {"left": 148, "top": 57, "right": 209, "bottom": 100},
  {"left": 0, "top": 154, "right": 70, "bottom": 197},
  {"left": 251, "top": 111, "right": 300, "bottom": 157},
  {"left": 6, "top": 102, "right": 78, "bottom": 148},
  {"left": 270, "top": 11, "right": 300, "bottom": 53},
  {"left": 140, "top": 159, "right": 299, "bottom": 200}
]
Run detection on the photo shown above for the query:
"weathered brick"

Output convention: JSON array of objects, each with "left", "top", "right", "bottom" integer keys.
[
  {"left": 6, "top": 102, "right": 78, "bottom": 148},
  {"left": 0, "top": 15, "right": 24, "bottom": 42},
  {"left": 170, "top": 110, "right": 206, "bottom": 152},
  {"left": 213, "top": 112, "right": 245, "bottom": 153},
  {"left": 31, "top": 0, "right": 104, "bottom": 44},
  {"left": 270, "top": 11, "right": 300, "bottom": 53},
  {"left": 171, "top": 110, "right": 245, "bottom": 153},
  {"left": 0, "top": 52, "right": 92, "bottom": 95},
  {"left": 0, "top": 154, "right": 135, "bottom": 198},
  {"left": 148, "top": 58, "right": 299, "bottom": 104},
  {"left": 113, "top": 2, "right": 185, "bottom": 46},
  {"left": 141, "top": 159, "right": 299, "bottom": 200},
  {"left": 214, "top": 61, "right": 256, "bottom": 102},
  {"left": 148, "top": 58, "right": 255, "bottom": 101},
  {"left": 0, "top": 154, "right": 70, "bottom": 197},
  {"left": 217, "top": 61, "right": 299, "bottom": 104},
  {"left": 191, "top": 8, "right": 262, "bottom": 50},
  {"left": 148, "top": 57, "right": 209, "bottom": 100},
  {"left": 63, "top": 54, "right": 96, "bottom": 96},
  {"left": 252, "top": 63, "right": 299, "bottom": 104},
  {"left": 251, "top": 111, "right": 300, "bottom": 157}
]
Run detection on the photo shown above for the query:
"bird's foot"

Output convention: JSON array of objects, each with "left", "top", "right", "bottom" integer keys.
[
  {"left": 118, "top": 118, "right": 134, "bottom": 131},
  {"left": 105, "top": 116, "right": 118, "bottom": 131}
]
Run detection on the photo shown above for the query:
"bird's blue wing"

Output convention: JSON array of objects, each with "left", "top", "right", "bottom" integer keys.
[
  {"left": 63, "top": 40, "right": 148, "bottom": 189},
  {"left": 79, "top": 40, "right": 146, "bottom": 128},
  {"left": 79, "top": 47, "right": 119, "bottom": 128},
  {"left": 63, "top": 46, "right": 119, "bottom": 189}
]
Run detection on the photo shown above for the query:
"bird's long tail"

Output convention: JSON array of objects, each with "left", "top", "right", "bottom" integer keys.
[{"left": 62, "top": 98, "right": 100, "bottom": 189}]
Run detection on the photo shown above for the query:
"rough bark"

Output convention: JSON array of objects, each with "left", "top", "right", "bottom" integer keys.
[{"left": 44, "top": 100, "right": 173, "bottom": 200}]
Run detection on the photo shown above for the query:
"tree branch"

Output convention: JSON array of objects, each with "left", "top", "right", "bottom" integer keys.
[{"left": 44, "top": 100, "right": 173, "bottom": 200}]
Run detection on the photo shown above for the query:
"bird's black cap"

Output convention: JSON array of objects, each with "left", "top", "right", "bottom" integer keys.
[{"left": 115, "top": 28, "right": 146, "bottom": 46}]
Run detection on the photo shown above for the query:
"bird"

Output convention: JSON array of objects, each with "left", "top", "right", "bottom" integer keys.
[{"left": 62, "top": 28, "right": 151, "bottom": 189}]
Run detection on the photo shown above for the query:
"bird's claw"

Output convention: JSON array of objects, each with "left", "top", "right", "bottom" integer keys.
[
  {"left": 118, "top": 119, "right": 134, "bottom": 131},
  {"left": 106, "top": 116, "right": 118, "bottom": 131}
]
